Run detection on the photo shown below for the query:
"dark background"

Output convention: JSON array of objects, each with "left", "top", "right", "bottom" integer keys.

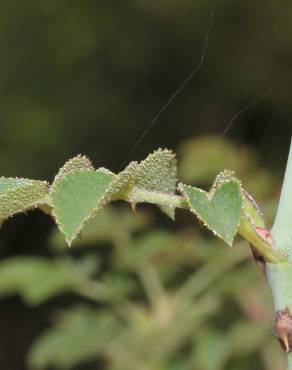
[{"left": 0, "top": 1, "right": 291, "bottom": 369}]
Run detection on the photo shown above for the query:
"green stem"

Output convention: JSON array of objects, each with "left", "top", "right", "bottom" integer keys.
[
  {"left": 125, "top": 189, "right": 189, "bottom": 209},
  {"left": 267, "top": 138, "right": 292, "bottom": 369},
  {"left": 272, "top": 138, "right": 292, "bottom": 259},
  {"left": 287, "top": 354, "right": 292, "bottom": 370}
]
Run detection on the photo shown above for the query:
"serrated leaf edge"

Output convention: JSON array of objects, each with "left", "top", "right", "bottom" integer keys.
[
  {"left": 72, "top": 163, "right": 139, "bottom": 245},
  {"left": 126, "top": 148, "right": 178, "bottom": 219},
  {"left": 0, "top": 180, "right": 50, "bottom": 220},
  {"left": 178, "top": 179, "right": 242, "bottom": 246},
  {"left": 53, "top": 154, "right": 94, "bottom": 185},
  {"left": 50, "top": 169, "right": 113, "bottom": 245}
]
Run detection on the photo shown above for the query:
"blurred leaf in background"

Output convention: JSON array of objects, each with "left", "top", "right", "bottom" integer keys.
[
  {"left": 0, "top": 1, "right": 291, "bottom": 369},
  {"left": 0, "top": 0, "right": 291, "bottom": 179},
  {"left": 0, "top": 136, "right": 285, "bottom": 370}
]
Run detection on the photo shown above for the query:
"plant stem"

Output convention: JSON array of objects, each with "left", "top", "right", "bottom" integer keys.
[
  {"left": 287, "top": 354, "right": 292, "bottom": 370},
  {"left": 267, "top": 138, "right": 292, "bottom": 369},
  {"left": 272, "top": 138, "right": 292, "bottom": 259},
  {"left": 125, "top": 189, "right": 189, "bottom": 209}
]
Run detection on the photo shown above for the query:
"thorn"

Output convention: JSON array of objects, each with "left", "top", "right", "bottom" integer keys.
[
  {"left": 278, "top": 328, "right": 290, "bottom": 352},
  {"left": 274, "top": 307, "right": 292, "bottom": 353},
  {"left": 131, "top": 202, "right": 137, "bottom": 214}
]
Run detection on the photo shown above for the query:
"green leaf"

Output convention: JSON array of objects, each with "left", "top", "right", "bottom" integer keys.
[
  {"left": 126, "top": 149, "right": 178, "bottom": 219},
  {"left": 97, "top": 161, "right": 138, "bottom": 207},
  {"left": 179, "top": 177, "right": 242, "bottom": 246},
  {"left": 50, "top": 205, "right": 149, "bottom": 250},
  {"left": 53, "top": 154, "right": 94, "bottom": 184},
  {"left": 50, "top": 152, "right": 141, "bottom": 245},
  {"left": 0, "top": 177, "right": 49, "bottom": 222},
  {"left": 241, "top": 189, "right": 265, "bottom": 227},
  {"left": 51, "top": 169, "right": 115, "bottom": 245}
]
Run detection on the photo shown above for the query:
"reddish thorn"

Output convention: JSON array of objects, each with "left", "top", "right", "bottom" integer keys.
[{"left": 279, "top": 328, "right": 290, "bottom": 352}]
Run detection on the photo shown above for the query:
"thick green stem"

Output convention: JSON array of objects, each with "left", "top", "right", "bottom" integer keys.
[
  {"left": 267, "top": 138, "right": 292, "bottom": 369},
  {"left": 272, "top": 138, "right": 292, "bottom": 259},
  {"left": 287, "top": 354, "right": 292, "bottom": 370}
]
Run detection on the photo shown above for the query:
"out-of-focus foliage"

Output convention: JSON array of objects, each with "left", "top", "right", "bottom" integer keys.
[
  {"left": 0, "top": 255, "right": 99, "bottom": 305},
  {"left": 0, "top": 0, "right": 291, "bottom": 181},
  {"left": 0, "top": 137, "right": 285, "bottom": 370},
  {"left": 0, "top": 0, "right": 291, "bottom": 368},
  {"left": 178, "top": 136, "right": 277, "bottom": 201}
]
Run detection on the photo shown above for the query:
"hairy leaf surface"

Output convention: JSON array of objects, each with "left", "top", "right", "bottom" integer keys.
[
  {"left": 51, "top": 170, "right": 115, "bottom": 245},
  {"left": 126, "top": 149, "right": 178, "bottom": 219},
  {"left": 179, "top": 178, "right": 242, "bottom": 246},
  {"left": 53, "top": 155, "right": 94, "bottom": 185},
  {"left": 0, "top": 177, "right": 49, "bottom": 222}
]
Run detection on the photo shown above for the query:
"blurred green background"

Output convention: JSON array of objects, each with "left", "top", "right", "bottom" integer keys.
[{"left": 0, "top": 1, "right": 291, "bottom": 369}]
